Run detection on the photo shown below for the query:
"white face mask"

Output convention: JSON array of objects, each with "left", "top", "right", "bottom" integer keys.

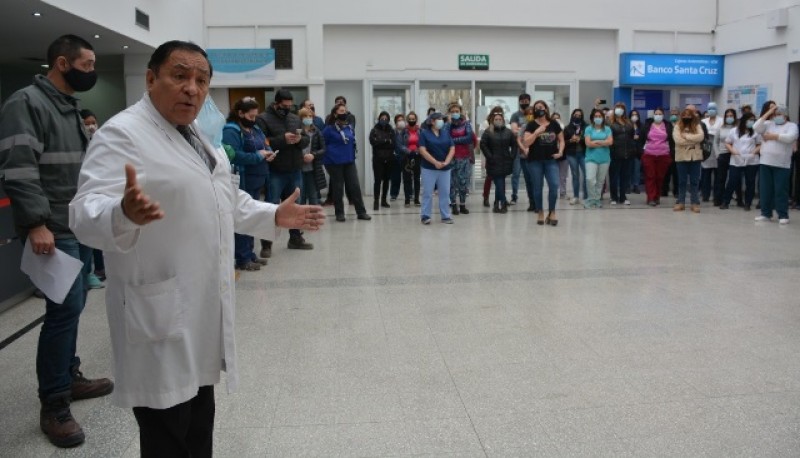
[
  {"left": 614, "top": 108, "right": 624, "bottom": 117},
  {"left": 434, "top": 119, "right": 444, "bottom": 130},
  {"left": 86, "top": 124, "right": 98, "bottom": 135},
  {"left": 631, "top": 116, "right": 639, "bottom": 122},
  {"left": 396, "top": 121, "right": 406, "bottom": 130}
]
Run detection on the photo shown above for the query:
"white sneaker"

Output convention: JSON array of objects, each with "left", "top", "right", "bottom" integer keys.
[
  {"left": 611, "top": 201, "right": 617, "bottom": 206},
  {"left": 779, "top": 218, "right": 789, "bottom": 225},
  {"left": 624, "top": 200, "right": 631, "bottom": 206},
  {"left": 754, "top": 215, "right": 770, "bottom": 222},
  {"left": 569, "top": 197, "right": 578, "bottom": 205}
]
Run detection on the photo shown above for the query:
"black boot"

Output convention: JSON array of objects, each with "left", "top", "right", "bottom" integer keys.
[
  {"left": 459, "top": 205, "right": 469, "bottom": 215},
  {"left": 40, "top": 392, "right": 85, "bottom": 448},
  {"left": 381, "top": 199, "right": 390, "bottom": 208},
  {"left": 492, "top": 202, "right": 500, "bottom": 213},
  {"left": 260, "top": 240, "right": 272, "bottom": 259},
  {"left": 483, "top": 198, "right": 490, "bottom": 207},
  {"left": 373, "top": 199, "right": 379, "bottom": 211},
  {"left": 451, "top": 204, "right": 460, "bottom": 215},
  {"left": 288, "top": 233, "right": 313, "bottom": 250}
]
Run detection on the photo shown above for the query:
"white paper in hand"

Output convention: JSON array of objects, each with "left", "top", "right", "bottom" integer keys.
[{"left": 20, "top": 242, "right": 84, "bottom": 304}]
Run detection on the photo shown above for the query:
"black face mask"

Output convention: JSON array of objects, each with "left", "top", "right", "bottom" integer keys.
[
  {"left": 534, "top": 109, "right": 546, "bottom": 118},
  {"left": 240, "top": 118, "right": 256, "bottom": 128},
  {"left": 571, "top": 117, "right": 582, "bottom": 124},
  {"left": 336, "top": 113, "right": 349, "bottom": 122},
  {"left": 63, "top": 67, "right": 97, "bottom": 92},
  {"left": 276, "top": 106, "right": 291, "bottom": 117},
  {"left": 407, "top": 119, "right": 417, "bottom": 126},
  {"left": 682, "top": 118, "right": 693, "bottom": 124},
  {"left": 519, "top": 103, "right": 530, "bottom": 111}
]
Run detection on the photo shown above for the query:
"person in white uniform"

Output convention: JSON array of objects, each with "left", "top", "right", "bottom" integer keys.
[
  {"left": 753, "top": 102, "right": 799, "bottom": 224},
  {"left": 69, "top": 40, "right": 325, "bottom": 457}
]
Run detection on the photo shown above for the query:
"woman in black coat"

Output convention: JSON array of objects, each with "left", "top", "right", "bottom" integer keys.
[
  {"left": 480, "top": 111, "right": 516, "bottom": 213},
  {"left": 369, "top": 110, "right": 396, "bottom": 210}
]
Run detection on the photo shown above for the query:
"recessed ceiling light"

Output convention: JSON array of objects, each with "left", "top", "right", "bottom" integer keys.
[
  {"left": 122, "top": 45, "right": 129, "bottom": 49},
  {"left": 41, "top": 64, "right": 49, "bottom": 68},
  {"left": 94, "top": 34, "right": 100, "bottom": 39},
  {"left": 32, "top": 12, "right": 41, "bottom": 17}
]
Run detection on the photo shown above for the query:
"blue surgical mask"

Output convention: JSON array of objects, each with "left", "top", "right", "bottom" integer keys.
[
  {"left": 302, "top": 118, "right": 313, "bottom": 126},
  {"left": 195, "top": 95, "right": 226, "bottom": 148},
  {"left": 708, "top": 109, "right": 717, "bottom": 116},
  {"left": 434, "top": 119, "right": 444, "bottom": 129},
  {"left": 614, "top": 108, "right": 624, "bottom": 117},
  {"left": 593, "top": 117, "right": 603, "bottom": 125},
  {"left": 746, "top": 120, "right": 755, "bottom": 129},
  {"left": 450, "top": 113, "right": 461, "bottom": 120},
  {"left": 653, "top": 114, "right": 664, "bottom": 123},
  {"left": 774, "top": 116, "right": 786, "bottom": 125},
  {"left": 725, "top": 117, "right": 734, "bottom": 125}
]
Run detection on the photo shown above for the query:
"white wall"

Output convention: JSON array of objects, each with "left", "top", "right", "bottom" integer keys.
[
  {"left": 205, "top": 0, "right": 714, "bottom": 31},
  {"left": 724, "top": 46, "right": 788, "bottom": 106},
  {"left": 321, "top": 26, "right": 616, "bottom": 81},
  {"left": 42, "top": 0, "right": 204, "bottom": 48}
]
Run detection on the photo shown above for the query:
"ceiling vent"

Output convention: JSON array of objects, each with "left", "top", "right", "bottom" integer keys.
[{"left": 135, "top": 8, "right": 150, "bottom": 31}]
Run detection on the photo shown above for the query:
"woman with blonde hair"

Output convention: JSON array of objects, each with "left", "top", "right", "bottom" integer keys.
[{"left": 672, "top": 108, "right": 706, "bottom": 212}]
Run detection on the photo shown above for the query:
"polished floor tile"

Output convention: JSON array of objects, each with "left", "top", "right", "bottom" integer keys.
[{"left": 1, "top": 193, "right": 799, "bottom": 456}]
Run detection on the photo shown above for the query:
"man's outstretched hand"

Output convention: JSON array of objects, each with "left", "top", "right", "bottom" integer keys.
[
  {"left": 122, "top": 164, "right": 165, "bottom": 225},
  {"left": 275, "top": 188, "right": 325, "bottom": 231}
]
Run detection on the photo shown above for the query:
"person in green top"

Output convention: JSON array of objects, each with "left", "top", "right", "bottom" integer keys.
[{"left": 584, "top": 108, "right": 614, "bottom": 208}]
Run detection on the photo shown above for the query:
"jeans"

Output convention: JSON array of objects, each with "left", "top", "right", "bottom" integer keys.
[
  {"left": 421, "top": 167, "right": 451, "bottom": 220},
  {"left": 701, "top": 167, "right": 716, "bottom": 201},
  {"left": 608, "top": 156, "right": 631, "bottom": 202},
  {"left": 642, "top": 154, "right": 671, "bottom": 203},
  {"left": 511, "top": 153, "right": 521, "bottom": 201},
  {"left": 558, "top": 159, "right": 569, "bottom": 196},
  {"left": 585, "top": 161, "right": 610, "bottom": 205},
  {"left": 566, "top": 153, "right": 587, "bottom": 199},
  {"left": 269, "top": 169, "right": 303, "bottom": 237},
  {"left": 390, "top": 156, "right": 403, "bottom": 199},
  {"left": 36, "top": 238, "right": 92, "bottom": 399},
  {"left": 449, "top": 157, "right": 472, "bottom": 205},
  {"left": 301, "top": 171, "right": 320, "bottom": 205},
  {"left": 326, "top": 163, "right": 367, "bottom": 217},
  {"left": 239, "top": 174, "right": 268, "bottom": 260},
  {"left": 759, "top": 164, "right": 791, "bottom": 219},
  {"left": 527, "top": 159, "right": 559, "bottom": 212},
  {"left": 630, "top": 156, "right": 642, "bottom": 190},
  {"left": 724, "top": 165, "right": 758, "bottom": 206},
  {"left": 493, "top": 175, "right": 508, "bottom": 203},
  {"left": 521, "top": 159, "right": 535, "bottom": 208},
  {"left": 676, "top": 160, "right": 702, "bottom": 205},
  {"left": 133, "top": 385, "right": 214, "bottom": 458}
]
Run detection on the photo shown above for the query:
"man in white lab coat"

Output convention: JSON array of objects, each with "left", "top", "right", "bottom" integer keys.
[{"left": 69, "top": 41, "right": 325, "bottom": 456}]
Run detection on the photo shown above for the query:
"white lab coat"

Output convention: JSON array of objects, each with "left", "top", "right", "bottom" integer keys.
[{"left": 69, "top": 94, "right": 279, "bottom": 409}]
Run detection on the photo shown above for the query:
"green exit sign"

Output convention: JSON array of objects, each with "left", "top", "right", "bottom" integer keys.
[{"left": 459, "top": 54, "right": 489, "bottom": 70}]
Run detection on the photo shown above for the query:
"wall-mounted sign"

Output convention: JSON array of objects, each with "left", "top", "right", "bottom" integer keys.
[
  {"left": 619, "top": 53, "right": 724, "bottom": 87},
  {"left": 206, "top": 48, "right": 276, "bottom": 81},
  {"left": 459, "top": 54, "right": 489, "bottom": 70}
]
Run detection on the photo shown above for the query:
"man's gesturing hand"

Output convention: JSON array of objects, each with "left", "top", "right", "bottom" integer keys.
[
  {"left": 275, "top": 188, "right": 326, "bottom": 232},
  {"left": 122, "top": 164, "right": 165, "bottom": 225}
]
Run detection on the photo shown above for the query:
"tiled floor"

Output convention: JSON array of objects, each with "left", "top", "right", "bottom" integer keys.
[{"left": 1, "top": 193, "right": 800, "bottom": 457}]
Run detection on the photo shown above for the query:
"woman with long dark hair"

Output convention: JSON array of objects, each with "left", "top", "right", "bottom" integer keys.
[
  {"left": 720, "top": 112, "right": 761, "bottom": 210},
  {"left": 608, "top": 102, "right": 637, "bottom": 205},
  {"left": 522, "top": 100, "right": 565, "bottom": 225},
  {"left": 323, "top": 103, "right": 371, "bottom": 222},
  {"left": 563, "top": 108, "right": 587, "bottom": 205},
  {"left": 223, "top": 97, "right": 272, "bottom": 270}
]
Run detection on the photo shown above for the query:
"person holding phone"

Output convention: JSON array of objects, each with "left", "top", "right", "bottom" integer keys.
[{"left": 256, "top": 89, "right": 314, "bottom": 250}]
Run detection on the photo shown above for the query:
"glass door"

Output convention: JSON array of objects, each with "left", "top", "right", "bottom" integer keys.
[
  {"left": 474, "top": 81, "right": 527, "bottom": 191},
  {"left": 529, "top": 82, "right": 575, "bottom": 120},
  {"left": 367, "top": 81, "right": 415, "bottom": 196}
]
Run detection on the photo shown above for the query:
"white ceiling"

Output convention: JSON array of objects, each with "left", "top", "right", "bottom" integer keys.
[{"left": 0, "top": 0, "right": 152, "bottom": 71}]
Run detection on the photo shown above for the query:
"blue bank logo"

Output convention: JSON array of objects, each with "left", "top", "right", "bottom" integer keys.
[{"left": 630, "top": 60, "right": 646, "bottom": 78}]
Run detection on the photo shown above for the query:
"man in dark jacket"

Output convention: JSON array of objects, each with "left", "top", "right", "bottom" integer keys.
[
  {"left": 0, "top": 34, "right": 113, "bottom": 448},
  {"left": 256, "top": 89, "right": 313, "bottom": 250}
]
